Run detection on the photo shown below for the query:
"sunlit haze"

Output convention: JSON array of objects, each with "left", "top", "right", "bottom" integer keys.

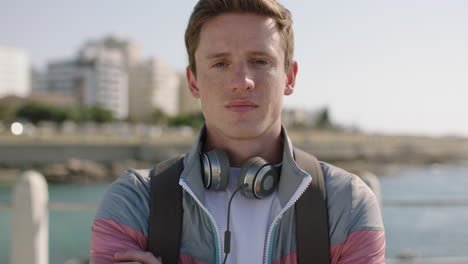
[{"left": 1, "top": 0, "right": 467, "bottom": 136}]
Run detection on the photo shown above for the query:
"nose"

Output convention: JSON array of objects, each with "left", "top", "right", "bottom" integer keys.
[{"left": 231, "top": 63, "right": 255, "bottom": 93}]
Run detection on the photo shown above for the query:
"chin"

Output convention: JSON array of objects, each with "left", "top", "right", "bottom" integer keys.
[
  {"left": 206, "top": 113, "right": 280, "bottom": 140},
  {"left": 226, "top": 129, "right": 261, "bottom": 140},
  {"left": 222, "top": 120, "right": 270, "bottom": 140}
]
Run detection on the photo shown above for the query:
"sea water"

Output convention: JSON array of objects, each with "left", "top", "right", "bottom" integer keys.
[
  {"left": 0, "top": 164, "right": 467, "bottom": 263},
  {"left": 381, "top": 165, "right": 468, "bottom": 258}
]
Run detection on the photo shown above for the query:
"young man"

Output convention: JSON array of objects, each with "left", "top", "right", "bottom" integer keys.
[{"left": 90, "top": 1, "right": 385, "bottom": 263}]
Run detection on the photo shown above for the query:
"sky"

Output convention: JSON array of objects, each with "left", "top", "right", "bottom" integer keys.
[{"left": 1, "top": 0, "right": 467, "bottom": 136}]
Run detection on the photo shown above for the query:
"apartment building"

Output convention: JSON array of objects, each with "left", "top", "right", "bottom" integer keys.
[
  {"left": 0, "top": 44, "right": 30, "bottom": 98},
  {"left": 129, "top": 58, "right": 180, "bottom": 121},
  {"left": 47, "top": 47, "right": 128, "bottom": 119}
]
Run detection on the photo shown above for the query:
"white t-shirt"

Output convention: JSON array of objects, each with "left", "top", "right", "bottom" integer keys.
[{"left": 205, "top": 167, "right": 282, "bottom": 264}]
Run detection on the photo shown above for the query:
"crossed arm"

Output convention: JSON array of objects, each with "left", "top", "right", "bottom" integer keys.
[
  {"left": 90, "top": 217, "right": 385, "bottom": 264},
  {"left": 89, "top": 218, "right": 160, "bottom": 264},
  {"left": 112, "top": 250, "right": 161, "bottom": 264}
]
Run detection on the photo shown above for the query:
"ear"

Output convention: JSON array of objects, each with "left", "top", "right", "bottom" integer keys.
[
  {"left": 186, "top": 66, "right": 200, "bottom": 98},
  {"left": 284, "top": 61, "right": 298, "bottom": 96}
]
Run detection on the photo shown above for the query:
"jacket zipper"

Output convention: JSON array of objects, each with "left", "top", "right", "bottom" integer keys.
[
  {"left": 180, "top": 179, "right": 224, "bottom": 264},
  {"left": 263, "top": 173, "right": 312, "bottom": 264}
]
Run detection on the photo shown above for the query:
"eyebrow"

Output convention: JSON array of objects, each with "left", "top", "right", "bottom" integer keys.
[
  {"left": 205, "top": 51, "right": 275, "bottom": 60},
  {"left": 205, "top": 52, "right": 230, "bottom": 60},
  {"left": 249, "top": 51, "right": 275, "bottom": 59}
]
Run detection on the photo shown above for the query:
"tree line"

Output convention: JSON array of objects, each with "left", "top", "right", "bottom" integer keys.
[
  {"left": 0, "top": 101, "right": 205, "bottom": 128},
  {"left": 0, "top": 100, "right": 338, "bottom": 131}
]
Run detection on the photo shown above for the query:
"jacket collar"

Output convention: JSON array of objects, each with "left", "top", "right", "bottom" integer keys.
[{"left": 179, "top": 124, "right": 311, "bottom": 207}]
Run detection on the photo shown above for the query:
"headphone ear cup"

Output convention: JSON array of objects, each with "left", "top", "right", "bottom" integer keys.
[
  {"left": 238, "top": 157, "right": 279, "bottom": 199},
  {"left": 201, "top": 149, "right": 230, "bottom": 191},
  {"left": 253, "top": 163, "right": 279, "bottom": 199}
]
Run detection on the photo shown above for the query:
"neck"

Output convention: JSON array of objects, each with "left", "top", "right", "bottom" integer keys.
[{"left": 203, "top": 124, "right": 284, "bottom": 167}]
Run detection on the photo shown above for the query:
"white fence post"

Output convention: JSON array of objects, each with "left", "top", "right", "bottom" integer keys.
[{"left": 11, "top": 170, "right": 49, "bottom": 264}]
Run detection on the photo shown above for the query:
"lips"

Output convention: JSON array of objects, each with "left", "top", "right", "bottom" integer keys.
[{"left": 225, "top": 100, "right": 258, "bottom": 112}]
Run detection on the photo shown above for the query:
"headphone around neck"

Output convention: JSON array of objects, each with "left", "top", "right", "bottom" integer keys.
[{"left": 200, "top": 149, "right": 280, "bottom": 199}]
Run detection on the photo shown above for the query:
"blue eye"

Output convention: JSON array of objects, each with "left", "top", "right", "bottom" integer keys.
[
  {"left": 254, "top": 59, "right": 268, "bottom": 65},
  {"left": 213, "top": 62, "right": 226, "bottom": 68}
]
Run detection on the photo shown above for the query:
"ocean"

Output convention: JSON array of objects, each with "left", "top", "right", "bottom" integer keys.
[
  {"left": 0, "top": 164, "right": 467, "bottom": 263},
  {"left": 380, "top": 165, "right": 468, "bottom": 258}
]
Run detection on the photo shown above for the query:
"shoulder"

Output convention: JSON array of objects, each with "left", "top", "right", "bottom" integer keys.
[
  {"left": 95, "top": 168, "right": 153, "bottom": 236},
  {"left": 320, "top": 162, "right": 384, "bottom": 245},
  {"left": 90, "top": 169, "right": 153, "bottom": 261}
]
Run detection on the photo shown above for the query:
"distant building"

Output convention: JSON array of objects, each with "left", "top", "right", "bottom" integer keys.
[
  {"left": 47, "top": 59, "right": 82, "bottom": 95},
  {"left": 47, "top": 47, "right": 128, "bottom": 119},
  {"left": 177, "top": 72, "right": 200, "bottom": 114},
  {"left": 79, "top": 46, "right": 129, "bottom": 119},
  {"left": 45, "top": 36, "right": 138, "bottom": 120},
  {"left": 31, "top": 92, "right": 78, "bottom": 106},
  {"left": 0, "top": 93, "right": 77, "bottom": 108},
  {"left": 41, "top": 35, "right": 198, "bottom": 121},
  {"left": 0, "top": 44, "right": 30, "bottom": 98},
  {"left": 30, "top": 68, "right": 48, "bottom": 94},
  {"left": 128, "top": 58, "right": 180, "bottom": 121},
  {"left": 82, "top": 35, "right": 142, "bottom": 67}
]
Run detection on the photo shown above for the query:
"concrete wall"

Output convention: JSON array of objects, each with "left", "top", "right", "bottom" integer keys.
[
  {"left": 0, "top": 142, "right": 362, "bottom": 168},
  {"left": 2, "top": 134, "right": 465, "bottom": 169},
  {"left": 0, "top": 143, "right": 191, "bottom": 167}
]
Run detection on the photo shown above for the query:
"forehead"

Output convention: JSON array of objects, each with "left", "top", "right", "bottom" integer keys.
[{"left": 196, "top": 13, "right": 283, "bottom": 57}]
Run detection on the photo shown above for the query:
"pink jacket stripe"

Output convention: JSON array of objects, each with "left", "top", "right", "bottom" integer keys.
[
  {"left": 90, "top": 219, "right": 147, "bottom": 264},
  {"left": 273, "top": 230, "right": 385, "bottom": 264}
]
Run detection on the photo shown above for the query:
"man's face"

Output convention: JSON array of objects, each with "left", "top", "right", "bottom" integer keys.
[{"left": 187, "top": 13, "right": 297, "bottom": 140}]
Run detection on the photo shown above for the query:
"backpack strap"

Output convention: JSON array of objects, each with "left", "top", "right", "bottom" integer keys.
[
  {"left": 294, "top": 148, "right": 331, "bottom": 264},
  {"left": 146, "top": 150, "right": 330, "bottom": 264},
  {"left": 147, "top": 155, "right": 185, "bottom": 264}
]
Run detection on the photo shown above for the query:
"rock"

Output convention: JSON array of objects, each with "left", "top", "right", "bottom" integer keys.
[
  {"left": 67, "top": 159, "right": 108, "bottom": 182},
  {"left": 0, "top": 168, "right": 22, "bottom": 185},
  {"left": 41, "top": 159, "right": 110, "bottom": 183},
  {"left": 41, "top": 163, "right": 69, "bottom": 183}
]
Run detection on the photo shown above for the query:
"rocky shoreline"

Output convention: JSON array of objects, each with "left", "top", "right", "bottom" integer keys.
[
  {"left": 0, "top": 159, "right": 154, "bottom": 185},
  {"left": 1, "top": 130, "right": 467, "bottom": 185},
  {"left": 1, "top": 156, "right": 465, "bottom": 186}
]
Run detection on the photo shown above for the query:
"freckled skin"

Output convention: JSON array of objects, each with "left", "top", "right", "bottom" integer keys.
[{"left": 187, "top": 13, "right": 298, "bottom": 164}]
